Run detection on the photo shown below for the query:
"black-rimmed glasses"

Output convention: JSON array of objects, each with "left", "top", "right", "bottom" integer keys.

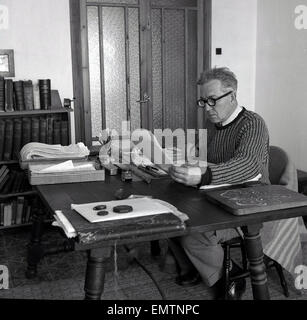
[{"left": 197, "top": 91, "right": 233, "bottom": 108}]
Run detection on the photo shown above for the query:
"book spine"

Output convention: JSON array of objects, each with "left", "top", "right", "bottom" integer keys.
[
  {"left": 23, "top": 80, "right": 34, "bottom": 110},
  {"left": 22, "top": 118, "right": 32, "bottom": 148},
  {"left": 61, "top": 120, "right": 69, "bottom": 146},
  {"left": 0, "top": 76, "right": 5, "bottom": 112},
  {"left": 13, "top": 119, "right": 22, "bottom": 160},
  {"left": 53, "top": 120, "right": 61, "bottom": 145},
  {"left": 39, "top": 117, "right": 47, "bottom": 144},
  {"left": 0, "top": 203, "right": 4, "bottom": 226},
  {"left": 31, "top": 117, "right": 40, "bottom": 142},
  {"left": 4, "top": 79, "right": 14, "bottom": 112},
  {"left": 13, "top": 80, "right": 25, "bottom": 111},
  {"left": 39, "top": 79, "right": 51, "bottom": 110},
  {"left": 0, "top": 120, "right": 5, "bottom": 161},
  {"left": 16, "top": 196, "right": 24, "bottom": 225},
  {"left": 3, "top": 119, "right": 14, "bottom": 161},
  {"left": 47, "top": 116, "right": 54, "bottom": 144}
]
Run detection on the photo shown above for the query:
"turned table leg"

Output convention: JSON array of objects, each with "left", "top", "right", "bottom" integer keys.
[
  {"left": 242, "top": 224, "right": 270, "bottom": 300},
  {"left": 26, "top": 198, "right": 46, "bottom": 279},
  {"left": 84, "top": 247, "right": 112, "bottom": 300}
]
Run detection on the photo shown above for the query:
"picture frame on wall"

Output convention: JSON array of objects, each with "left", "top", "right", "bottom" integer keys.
[{"left": 0, "top": 49, "right": 15, "bottom": 77}]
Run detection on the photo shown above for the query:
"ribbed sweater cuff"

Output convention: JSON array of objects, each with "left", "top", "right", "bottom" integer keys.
[{"left": 198, "top": 167, "right": 212, "bottom": 188}]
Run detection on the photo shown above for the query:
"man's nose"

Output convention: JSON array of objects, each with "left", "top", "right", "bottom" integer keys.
[{"left": 205, "top": 104, "right": 213, "bottom": 111}]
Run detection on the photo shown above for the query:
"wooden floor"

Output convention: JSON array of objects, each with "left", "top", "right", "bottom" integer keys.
[{"left": 0, "top": 226, "right": 307, "bottom": 300}]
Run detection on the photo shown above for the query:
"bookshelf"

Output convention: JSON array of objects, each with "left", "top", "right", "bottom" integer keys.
[{"left": 0, "top": 108, "right": 72, "bottom": 230}]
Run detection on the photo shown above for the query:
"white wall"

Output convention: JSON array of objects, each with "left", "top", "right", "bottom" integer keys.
[
  {"left": 255, "top": 0, "right": 307, "bottom": 171},
  {"left": 212, "top": 0, "right": 258, "bottom": 111},
  {"left": 0, "top": 0, "right": 75, "bottom": 142}
]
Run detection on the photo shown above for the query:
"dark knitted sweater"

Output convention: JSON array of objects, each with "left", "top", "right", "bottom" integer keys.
[{"left": 200, "top": 107, "right": 270, "bottom": 186}]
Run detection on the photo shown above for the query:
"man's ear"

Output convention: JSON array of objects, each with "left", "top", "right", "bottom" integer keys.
[{"left": 231, "top": 91, "right": 237, "bottom": 103}]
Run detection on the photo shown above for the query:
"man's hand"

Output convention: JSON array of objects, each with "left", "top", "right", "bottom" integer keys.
[{"left": 169, "top": 165, "right": 203, "bottom": 187}]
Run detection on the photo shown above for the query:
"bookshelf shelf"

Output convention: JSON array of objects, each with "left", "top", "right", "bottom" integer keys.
[
  {"left": 0, "top": 219, "right": 53, "bottom": 231},
  {"left": 0, "top": 190, "right": 37, "bottom": 200},
  {"left": 0, "top": 108, "right": 73, "bottom": 118}
]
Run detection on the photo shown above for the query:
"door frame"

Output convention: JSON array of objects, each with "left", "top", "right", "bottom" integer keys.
[{"left": 69, "top": 0, "right": 211, "bottom": 146}]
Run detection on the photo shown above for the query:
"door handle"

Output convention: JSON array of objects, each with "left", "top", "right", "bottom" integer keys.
[{"left": 136, "top": 94, "right": 151, "bottom": 104}]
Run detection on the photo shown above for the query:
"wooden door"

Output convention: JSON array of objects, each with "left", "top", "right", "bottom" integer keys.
[{"left": 71, "top": 0, "right": 210, "bottom": 146}]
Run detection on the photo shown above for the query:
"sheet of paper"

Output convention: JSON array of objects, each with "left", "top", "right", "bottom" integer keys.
[
  {"left": 71, "top": 198, "right": 174, "bottom": 223},
  {"left": 200, "top": 173, "right": 262, "bottom": 190},
  {"left": 53, "top": 210, "right": 77, "bottom": 238}
]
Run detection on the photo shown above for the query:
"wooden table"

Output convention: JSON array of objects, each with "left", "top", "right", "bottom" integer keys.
[{"left": 27, "top": 176, "right": 307, "bottom": 300}]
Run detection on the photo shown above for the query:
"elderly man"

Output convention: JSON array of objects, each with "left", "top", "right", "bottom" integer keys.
[{"left": 169, "top": 67, "right": 270, "bottom": 299}]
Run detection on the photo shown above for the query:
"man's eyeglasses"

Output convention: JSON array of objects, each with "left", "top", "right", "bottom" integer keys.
[{"left": 197, "top": 91, "right": 233, "bottom": 108}]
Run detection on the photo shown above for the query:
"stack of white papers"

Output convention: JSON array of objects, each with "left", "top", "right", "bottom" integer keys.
[
  {"left": 20, "top": 142, "right": 90, "bottom": 161},
  {"left": 52, "top": 210, "right": 77, "bottom": 238},
  {"left": 29, "top": 160, "right": 96, "bottom": 174},
  {"left": 200, "top": 174, "right": 262, "bottom": 190}
]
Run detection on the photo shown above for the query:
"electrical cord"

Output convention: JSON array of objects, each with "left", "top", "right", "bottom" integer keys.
[{"left": 123, "top": 245, "right": 167, "bottom": 300}]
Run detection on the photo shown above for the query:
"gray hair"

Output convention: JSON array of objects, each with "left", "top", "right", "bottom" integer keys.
[{"left": 197, "top": 67, "right": 238, "bottom": 92}]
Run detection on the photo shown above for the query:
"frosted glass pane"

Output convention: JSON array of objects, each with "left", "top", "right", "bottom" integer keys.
[
  {"left": 87, "top": 6, "right": 103, "bottom": 138},
  {"left": 164, "top": 9, "right": 185, "bottom": 130},
  {"left": 102, "top": 7, "right": 127, "bottom": 132},
  {"left": 187, "top": 10, "right": 197, "bottom": 129},
  {"left": 151, "top": 9, "right": 163, "bottom": 130},
  {"left": 87, "top": 0, "right": 139, "bottom": 4},
  {"left": 128, "top": 8, "right": 141, "bottom": 131}
]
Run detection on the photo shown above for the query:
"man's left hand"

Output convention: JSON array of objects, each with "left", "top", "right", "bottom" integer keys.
[{"left": 169, "top": 165, "right": 202, "bottom": 187}]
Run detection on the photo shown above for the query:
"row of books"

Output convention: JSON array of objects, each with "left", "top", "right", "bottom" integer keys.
[
  {"left": 0, "top": 76, "right": 54, "bottom": 112},
  {"left": 0, "top": 166, "right": 31, "bottom": 195},
  {"left": 0, "top": 196, "right": 33, "bottom": 227},
  {"left": 0, "top": 116, "right": 69, "bottom": 161}
]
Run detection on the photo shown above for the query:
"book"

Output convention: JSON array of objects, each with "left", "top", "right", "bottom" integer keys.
[
  {"left": 3, "top": 203, "right": 12, "bottom": 227},
  {"left": 1, "top": 171, "right": 15, "bottom": 194},
  {"left": 33, "top": 82, "right": 41, "bottom": 110},
  {"left": 47, "top": 116, "right": 54, "bottom": 144},
  {"left": 0, "top": 173, "right": 10, "bottom": 193},
  {"left": 14, "top": 81, "right": 25, "bottom": 111},
  {"left": 39, "top": 79, "right": 51, "bottom": 110},
  {"left": 16, "top": 196, "right": 24, "bottom": 225},
  {"left": 0, "top": 165, "right": 9, "bottom": 187},
  {"left": 31, "top": 117, "right": 40, "bottom": 142},
  {"left": 4, "top": 79, "right": 14, "bottom": 112},
  {"left": 53, "top": 120, "right": 61, "bottom": 144},
  {"left": 25, "top": 204, "right": 32, "bottom": 223},
  {"left": 39, "top": 117, "right": 47, "bottom": 143},
  {"left": 23, "top": 80, "right": 34, "bottom": 110},
  {"left": 0, "top": 120, "right": 5, "bottom": 161},
  {"left": 13, "top": 119, "right": 22, "bottom": 160},
  {"left": 22, "top": 118, "right": 32, "bottom": 147},
  {"left": 0, "top": 203, "right": 4, "bottom": 226},
  {"left": 21, "top": 197, "right": 28, "bottom": 224},
  {"left": 11, "top": 198, "right": 17, "bottom": 225},
  {"left": 3, "top": 119, "right": 14, "bottom": 161},
  {"left": 0, "top": 76, "right": 5, "bottom": 112},
  {"left": 61, "top": 120, "right": 69, "bottom": 146},
  {"left": 51, "top": 90, "right": 62, "bottom": 109}
]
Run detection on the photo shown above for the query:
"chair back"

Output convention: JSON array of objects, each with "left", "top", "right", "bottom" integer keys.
[{"left": 269, "top": 146, "right": 289, "bottom": 185}]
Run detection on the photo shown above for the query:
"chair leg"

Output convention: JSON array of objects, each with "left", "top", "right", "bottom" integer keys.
[
  {"left": 240, "top": 239, "right": 248, "bottom": 272},
  {"left": 223, "top": 244, "right": 231, "bottom": 300},
  {"left": 274, "top": 262, "right": 290, "bottom": 297}
]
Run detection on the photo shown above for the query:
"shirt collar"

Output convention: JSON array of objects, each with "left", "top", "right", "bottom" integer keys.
[{"left": 221, "top": 105, "right": 243, "bottom": 127}]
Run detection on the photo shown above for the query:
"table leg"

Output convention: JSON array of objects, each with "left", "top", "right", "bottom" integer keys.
[
  {"left": 242, "top": 224, "right": 270, "bottom": 300},
  {"left": 26, "top": 198, "right": 46, "bottom": 279},
  {"left": 84, "top": 247, "right": 112, "bottom": 300}
]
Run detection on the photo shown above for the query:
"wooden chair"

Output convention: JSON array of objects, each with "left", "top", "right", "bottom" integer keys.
[{"left": 221, "top": 146, "right": 291, "bottom": 299}]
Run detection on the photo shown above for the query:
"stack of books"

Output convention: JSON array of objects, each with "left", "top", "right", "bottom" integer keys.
[{"left": 0, "top": 77, "right": 62, "bottom": 111}]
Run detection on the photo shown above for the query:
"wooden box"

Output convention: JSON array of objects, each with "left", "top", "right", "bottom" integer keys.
[{"left": 28, "top": 161, "right": 105, "bottom": 185}]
